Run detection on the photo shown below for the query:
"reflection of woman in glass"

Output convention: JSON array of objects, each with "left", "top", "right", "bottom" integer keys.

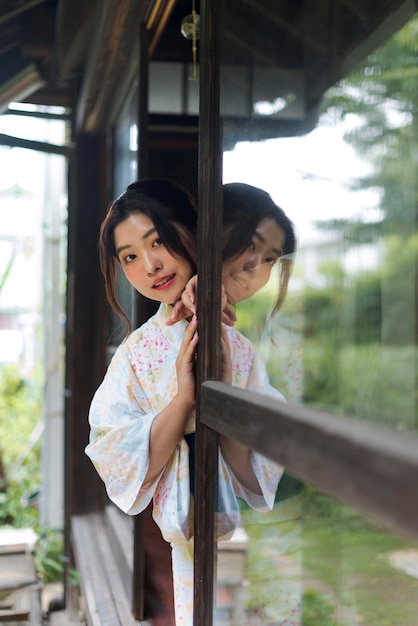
[
  {"left": 222, "top": 182, "right": 296, "bottom": 312},
  {"left": 169, "top": 182, "right": 296, "bottom": 324},
  {"left": 221, "top": 183, "right": 302, "bottom": 626}
]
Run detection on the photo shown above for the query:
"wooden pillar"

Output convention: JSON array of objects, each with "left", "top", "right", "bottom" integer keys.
[{"left": 65, "top": 132, "right": 107, "bottom": 521}]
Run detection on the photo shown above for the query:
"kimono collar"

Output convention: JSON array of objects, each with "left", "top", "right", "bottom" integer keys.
[{"left": 152, "top": 303, "right": 190, "bottom": 350}]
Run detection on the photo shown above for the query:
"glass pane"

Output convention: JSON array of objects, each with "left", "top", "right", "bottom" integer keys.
[
  {"left": 149, "top": 62, "right": 184, "bottom": 114},
  {"left": 218, "top": 3, "right": 418, "bottom": 624},
  {"left": 222, "top": 9, "right": 418, "bottom": 431},
  {"left": 215, "top": 484, "right": 418, "bottom": 625}
]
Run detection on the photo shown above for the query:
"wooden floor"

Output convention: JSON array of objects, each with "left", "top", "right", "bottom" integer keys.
[{"left": 1, "top": 518, "right": 175, "bottom": 626}]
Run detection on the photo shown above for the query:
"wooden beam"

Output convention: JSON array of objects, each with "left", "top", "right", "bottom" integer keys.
[
  {"left": 0, "top": 0, "right": 46, "bottom": 27},
  {"left": 201, "top": 381, "right": 418, "bottom": 542},
  {"left": 0, "top": 133, "right": 72, "bottom": 157},
  {"left": 146, "top": 0, "right": 178, "bottom": 57},
  {"left": 75, "top": 0, "right": 142, "bottom": 133},
  {"left": 239, "top": 0, "right": 330, "bottom": 56}
]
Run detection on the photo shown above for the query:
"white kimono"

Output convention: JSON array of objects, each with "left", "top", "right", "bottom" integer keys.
[{"left": 85, "top": 303, "right": 284, "bottom": 624}]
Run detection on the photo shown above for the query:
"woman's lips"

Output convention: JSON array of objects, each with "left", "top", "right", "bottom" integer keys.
[{"left": 152, "top": 274, "right": 175, "bottom": 290}]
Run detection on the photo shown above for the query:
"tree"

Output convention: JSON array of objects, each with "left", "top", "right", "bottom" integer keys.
[{"left": 317, "top": 15, "right": 418, "bottom": 239}]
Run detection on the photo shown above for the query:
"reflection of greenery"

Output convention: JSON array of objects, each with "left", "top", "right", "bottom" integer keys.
[
  {"left": 320, "top": 16, "right": 418, "bottom": 239},
  {"left": 302, "top": 490, "right": 418, "bottom": 626},
  {"left": 243, "top": 505, "right": 303, "bottom": 623},
  {"left": 302, "top": 589, "right": 337, "bottom": 626},
  {"left": 235, "top": 16, "right": 418, "bottom": 625},
  {"left": 242, "top": 489, "right": 418, "bottom": 625},
  {"left": 302, "top": 340, "right": 417, "bottom": 425},
  {"left": 235, "top": 288, "right": 274, "bottom": 344},
  {"left": 238, "top": 234, "right": 418, "bottom": 428}
]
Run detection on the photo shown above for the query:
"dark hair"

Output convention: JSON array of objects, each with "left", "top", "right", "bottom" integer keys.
[
  {"left": 99, "top": 179, "right": 198, "bottom": 331},
  {"left": 222, "top": 182, "right": 297, "bottom": 314}
]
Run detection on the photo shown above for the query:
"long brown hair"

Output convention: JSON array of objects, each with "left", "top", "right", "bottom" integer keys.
[{"left": 99, "top": 179, "right": 198, "bottom": 332}]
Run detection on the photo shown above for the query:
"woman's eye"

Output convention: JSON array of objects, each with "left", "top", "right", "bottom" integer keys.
[
  {"left": 123, "top": 253, "right": 136, "bottom": 264},
  {"left": 266, "top": 257, "right": 278, "bottom": 266},
  {"left": 248, "top": 241, "right": 256, "bottom": 250},
  {"left": 152, "top": 237, "right": 162, "bottom": 248}
]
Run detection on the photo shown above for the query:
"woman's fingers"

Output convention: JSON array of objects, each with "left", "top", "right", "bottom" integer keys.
[
  {"left": 184, "top": 275, "right": 197, "bottom": 311},
  {"left": 167, "top": 300, "right": 190, "bottom": 325},
  {"left": 175, "top": 316, "right": 198, "bottom": 404},
  {"left": 177, "top": 315, "right": 198, "bottom": 366},
  {"left": 166, "top": 276, "right": 197, "bottom": 325}
]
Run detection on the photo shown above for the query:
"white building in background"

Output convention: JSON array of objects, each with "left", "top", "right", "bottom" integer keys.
[{"left": 293, "top": 232, "right": 382, "bottom": 291}]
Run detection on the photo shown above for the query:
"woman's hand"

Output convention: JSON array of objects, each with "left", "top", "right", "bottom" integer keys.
[
  {"left": 166, "top": 275, "right": 237, "bottom": 326},
  {"left": 174, "top": 314, "right": 198, "bottom": 408},
  {"left": 145, "top": 316, "right": 198, "bottom": 484},
  {"left": 167, "top": 276, "right": 197, "bottom": 325}
]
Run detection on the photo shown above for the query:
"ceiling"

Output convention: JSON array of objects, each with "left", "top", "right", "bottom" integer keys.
[
  {"left": 0, "top": 0, "right": 413, "bottom": 137},
  {"left": 0, "top": 0, "right": 194, "bottom": 122}
]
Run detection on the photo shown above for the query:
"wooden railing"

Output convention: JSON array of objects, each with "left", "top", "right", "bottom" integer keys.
[{"left": 201, "top": 381, "right": 418, "bottom": 541}]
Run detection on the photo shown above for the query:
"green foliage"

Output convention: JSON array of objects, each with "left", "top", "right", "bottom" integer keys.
[
  {"left": 0, "top": 365, "right": 42, "bottom": 466},
  {"left": 301, "top": 337, "right": 417, "bottom": 425},
  {"left": 302, "top": 287, "right": 341, "bottom": 339},
  {"left": 234, "top": 287, "right": 276, "bottom": 344},
  {"left": 302, "top": 337, "right": 341, "bottom": 408},
  {"left": 34, "top": 528, "right": 64, "bottom": 583},
  {"left": 320, "top": 15, "right": 418, "bottom": 238},
  {"left": 301, "top": 489, "right": 418, "bottom": 626},
  {"left": 351, "top": 272, "right": 382, "bottom": 344},
  {"left": 0, "top": 249, "right": 16, "bottom": 294},
  {"left": 0, "top": 366, "right": 65, "bottom": 583},
  {"left": 0, "top": 364, "right": 42, "bottom": 525},
  {"left": 302, "top": 589, "right": 337, "bottom": 626},
  {"left": 338, "top": 343, "right": 417, "bottom": 427},
  {"left": 380, "top": 234, "right": 418, "bottom": 345}
]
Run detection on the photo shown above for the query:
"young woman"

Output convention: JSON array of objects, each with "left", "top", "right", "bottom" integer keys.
[{"left": 85, "top": 179, "right": 284, "bottom": 626}]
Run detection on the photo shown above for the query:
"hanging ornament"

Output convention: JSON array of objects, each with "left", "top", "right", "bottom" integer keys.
[{"left": 180, "top": 1, "right": 200, "bottom": 81}]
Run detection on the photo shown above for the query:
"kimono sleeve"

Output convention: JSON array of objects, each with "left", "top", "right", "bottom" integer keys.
[
  {"left": 85, "top": 346, "right": 161, "bottom": 515},
  {"left": 231, "top": 347, "right": 285, "bottom": 512}
]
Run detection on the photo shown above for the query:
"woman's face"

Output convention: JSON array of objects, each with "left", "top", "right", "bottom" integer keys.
[
  {"left": 114, "top": 212, "right": 194, "bottom": 305},
  {"left": 222, "top": 217, "right": 285, "bottom": 305}
]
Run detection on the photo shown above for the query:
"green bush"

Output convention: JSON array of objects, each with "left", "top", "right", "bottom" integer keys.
[
  {"left": 0, "top": 365, "right": 65, "bottom": 583},
  {"left": 0, "top": 364, "right": 42, "bottom": 526},
  {"left": 302, "top": 589, "right": 337, "bottom": 626},
  {"left": 34, "top": 527, "right": 64, "bottom": 583}
]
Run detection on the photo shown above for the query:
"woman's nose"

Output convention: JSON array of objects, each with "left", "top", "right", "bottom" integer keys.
[
  {"left": 244, "top": 252, "right": 262, "bottom": 272},
  {"left": 145, "top": 252, "right": 162, "bottom": 275}
]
